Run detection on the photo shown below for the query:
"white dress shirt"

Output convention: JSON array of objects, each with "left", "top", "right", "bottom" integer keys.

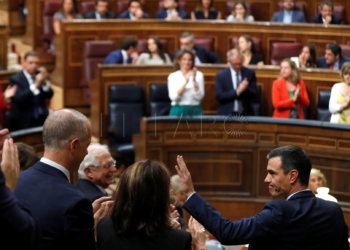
[
  {"left": 283, "top": 10, "right": 292, "bottom": 23},
  {"left": 121, "top": 50, "right": 128, "bottom": 64},
  {"left": 229, "top": 67, "right": 241, "bottom": 112}
]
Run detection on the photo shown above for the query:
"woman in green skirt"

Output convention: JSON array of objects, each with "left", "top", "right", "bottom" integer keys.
[{"left": 168, "top": 49, "right": 205, "bottom": 116}]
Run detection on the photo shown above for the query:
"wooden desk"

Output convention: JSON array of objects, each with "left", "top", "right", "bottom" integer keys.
[
  {"left": 51, "top": 20, "right": 350, "bottom": 112},
  {"left": 0, "top": 25, "right": 8, "bottom": 70},
  {"left": 133, "top": 116, "right": 350, "bottom": 233},
  {"left": 90, "top": 64, "right": 340, "bottom": 140}
]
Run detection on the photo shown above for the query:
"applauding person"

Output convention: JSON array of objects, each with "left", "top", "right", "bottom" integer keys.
[{"left": 227, "top": 0, "right": 254, "bottom": 22}]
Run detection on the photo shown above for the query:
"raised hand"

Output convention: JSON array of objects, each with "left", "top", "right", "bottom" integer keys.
[
  {"left": 175, "top": 155, "right": 195, "bottom": 197},
  {"left": 1, "top": 138, "right": 19, "bottom": 191}
]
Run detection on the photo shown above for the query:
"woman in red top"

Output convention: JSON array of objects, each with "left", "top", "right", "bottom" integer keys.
[{"left": 272, "top": 58, "right": 310, "bottom": 119}]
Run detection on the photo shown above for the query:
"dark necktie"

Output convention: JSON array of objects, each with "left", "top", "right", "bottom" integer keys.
[
  {"left": 236, "top": 73, "right": 243, "bottom": 114},
  {"left": 31, "top": 75, "right": 40, "bottom": 119},
  {"left": 126, "top": 57, "right": 132, "bottom": 64}
]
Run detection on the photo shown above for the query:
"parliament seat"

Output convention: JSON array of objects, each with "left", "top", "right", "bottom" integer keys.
[
  {"left": 340, "top": 44, "right": 350, "bottom": 58},
  {"left": 270, "top": 42, "right": 302, "bottom": 65},
  {"left": 317, "top": 90, "right": 331, "bottom": 122},
  {"left": 333, "top": 5, "right": 346, "bottom": 24},
  {"left": 149, "top": 84, "right": 171, "bottom": 116},
  {"left": 225, "top": 1, "right": 254, "bottom": 18},
  {"left": 81, "top": 1, "right": 95, "bottom": 15},
  {"left": 42, "top": 0, "right": 61, "bottom": 56},
  {"left": 230, "top": 37, "right": 262, "bottom": 54},
  {"left": 137, "top": 39, "right": 169, "bottom": 54},
  {"left": 278, "top": 2, "right": 306, "bottom": 14},
  {"left": 194, "top": 38, "right": 214, "bottom": 52}
]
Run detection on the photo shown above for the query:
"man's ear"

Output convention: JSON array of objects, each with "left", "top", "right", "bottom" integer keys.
[
  {"left": 289, "top": 169, "right": 299, "bottom": 184},
  {"left": 69, "top": 138, "right": 79, "bottom": 153},
  {"left": 84, "top": 167, "right": 94, "bottom": 180}
]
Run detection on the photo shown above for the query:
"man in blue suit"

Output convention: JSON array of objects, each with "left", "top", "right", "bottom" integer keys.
[
  {"left": 271, "top": 0, "right": 306, "bottom": 23},
  {"left": 215, "top": 48, "right": 258, "bottom": 116},
  {"left": 0, "top": 129, "right": 39, "bottom": 250},
  {"left": 175, "top": 145, "right": 349, "bottom": 249},
  {"left": 83, "top": 0, "right": 116, "bottom": 19},
  {"left": 118, "top": 0, "right": 149, "bottom": 19},
  {"left": 312, "top": 0, "right": 342, "bottom": 25},
  {"left": 14, "top": 109, "right": 106, "bottom": 250},
  {"left": 156, "top": 0, "right": 188, "bottom": 20},
  {"left": 75, "top": 143, "right": 117, "bottom": 203},
  {"left": 317, "top": 43, "right": 350, "bottom": 70},
  {"left": 103, "top": 37, "right": 138, "bottom": 64}
]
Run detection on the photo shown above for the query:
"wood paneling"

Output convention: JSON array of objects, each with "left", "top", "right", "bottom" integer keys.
[{"left": 0, "top": 25, "right": 8, "bottom": 70}]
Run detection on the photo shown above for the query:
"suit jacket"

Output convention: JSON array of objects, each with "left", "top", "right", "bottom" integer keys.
[
  {"left": 9, "top": 71, "right": 53, "bottom": 129},
  {"left": 0, "top": 169, "right": 39, "bottom": 250},
  {"left": 118, "top": 10, "right": 149, "bottom": 19},
  {"left": 97, "top": 216, "right": 192, "bottom": 250},
  {"left": 312, "top": 13, "right": 342, "bottom": 24},
  {"left": 83, "top": 10, "right": 115, "bottom": 19},
  {"left": 215, "top": 67, "right": 258, "bottom": 116},
  {"left": 155, "top": 9, "right": 189, "bottom": 19},
  {"left": 184, "top": 191, "right": 349, "bottom": 250},
  {"left": 14, "top": 162, "right": 96, "bottom": 250},
  {"left": 172, "top": 46, "right": 221, "bottom": 64},
  {"left": 271, "top": 10, "right": 306, "bottom": 23},
  {"left": 103, "top": 49, "right": 132, "bottom": 64},
  {"left": 75, "top": 178, "right": 107, "bottom": 203},
  {"left": 317, "top": 56, "right": 350, "bottom": 69},
  {"left": 272, "top": 78, "right": 310, "bottom": 119}
]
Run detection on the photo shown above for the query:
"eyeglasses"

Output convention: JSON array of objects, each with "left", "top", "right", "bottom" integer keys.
[{"left": 96, "top": 160, "right": 116, "bottom": 169}]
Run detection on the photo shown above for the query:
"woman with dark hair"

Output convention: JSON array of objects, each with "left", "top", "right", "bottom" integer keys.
[
  {"left": 135, "top": 37, "right": 172, "bottom": 64},
  {"left": 291, "top": 44, "right": 317, "bottom": 68},
  {"left": 191, "top": 0, "right": 221, "bottom": 20},
  {"left": 237, "top": 34, "right": 264, "bottom": 66},
  {"left": 272, "top": 58, "right": 310, "bottom": 119},
  {"left": 53, "top": 0, "right": 82, "bottom": 35},
  {"left": 227, "top": 0, "right": 254, "bottom": 22},
  {"left": 97, "top": 159, "right": 192, "bottom": 250},
  {"left": 168, "top": 49, "right": 205, "bottom": 116}
]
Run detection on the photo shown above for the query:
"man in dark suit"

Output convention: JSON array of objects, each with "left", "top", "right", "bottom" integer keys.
[
  {"left": 0, "top": 129, "right": 38, "bottom": 250},
  {"left": 83, "top": 0, "right": 115, "bottom": 19},
  {"left": 118, "top": 0, "right": 149, "bottom": 19},
  {"left": 317, "top": 43, "right": 350, "bottom": 69},
  {"left": 156, "top": 0, "right": 188, "bottom": 20},
  {"left": 6, "top": 51, "right": 53, "bottom": 131},
  {"left": 75, "top": 143, "right": 117, "bottom": 203},
  {"left": 172, "top": 32, "right": 221, "bottom": 64},
  {"left": 215, "top": 48, "right": 258, "bottom": 116},
  {"left": 175, "top": 146, "right": 349, "bottom": 249},
  {"left": 312, "top": 0, "right": 342, "bottom": 25},
  {"left": 271, "top": 0, "right": 306, "bottom": 23},
  {"left": 103, "top": 37, "right": 139, "bottom": 64},
  {"left": 14, "top": 109, "right": 111, "bottom": 250}
]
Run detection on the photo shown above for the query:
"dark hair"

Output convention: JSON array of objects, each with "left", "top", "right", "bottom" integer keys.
[
  {"left": 110, "top": 160, "right": 172, "bottom": 236},
  {"left": 24, "top": 51, "right": 39, "bottom": 60},
  {"left": 129, "top": 0, "right": 141, "bottom": 7},
  {"left": 239, "top": 34, "right": 255, "bottom": 53},
  {"left": 121, "top": 37, "right": 138, "bottom": 50},
  {"left": 320, "top": 0, "right": 334, "bottom": 10},
  {"left": 232, "top": 0, "right": 249, "bottom": 18},
  {"left": 147, "top": 37, "right": 166, "bottom": 63},
  {"left": 326, "top": 43, "right": 342, "bottom": 57},
  {"left": 16, "top": 143, "right": 39, "bottom": 171},
  {"left": 266, "top": 145, "right": 311, "bottom": 186},
  {"left": 174, "top": 49, "right": 195, "bottom": 70},
  {"left": 95, "top": 0, "right": 108, "bottom": 5},
  {"left": 340, "top": 62, "right": 350, "bottom": 81},
  {"left": 195, "top": 0, "right": 216, "bottom": 12},
  {"left": 58, "top": 0, "right": 79, "bottom": 15},
  {"left": 302, "top": 44, "right": 316, "bottom": 68}
]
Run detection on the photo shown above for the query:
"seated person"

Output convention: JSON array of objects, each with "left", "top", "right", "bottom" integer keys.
[
  {"left": 317, "top": 43, "right": 350, "bottom": 70},
  {"left": 272, "top": 59, "right": 310, "bottom": 119},
  {"left": 7, "top": 51, "right": 54, "bottom": 131},
  {"left": 0, "top": 84, "right": 16, "bottom": 127},
  {"left": 118, "top": 0, "right": 149, "bottom": 19},
  {"left": 170, "top": 175, "right": 186, "bottom": 230},
  {"left": 226, "top": 0, "right": 254, "bottom": 22},
  {"left": 156, "top": 0, "right": 189, "bottom": 20},
  {"left": 191, "top": 0, "right": 221, "bottom": 20},
  {"left": 172, "top": 32, "right": 221, "bottom": 64},
  {"left": 16, "top": 142, "right": 39, "bottom": 172},
  {"left": 271, "top": 0, "right": 306, "bottom": 23},
  {"left": 75, "top": 143, "right": 116, "bottom": 203},
  {"left": 83, "top": 0, "right": 115, "bottom": 19},
  {"left": 135, "top": 37, "right": 172, "bottom": 64},
  {"left": 309, "top": 168, "right": 327, "bottom": 194},
  {"left": 215, "top": 48, "right": 259, "bottom": 116},
  {"left": 168, "top": 49, "right": 205, "bottom": 116},
  {"left": 291, "top": 44, "right": 317, "bottom": 68},
  {"left": 329, "top": 62, "right": 350, "bottom": 123},
  {"left": 103, "top": 37, "right": 138, "bottom": 64},
  {"left": 53, "top": 0, "right": 83, "bottom": 35},
  {"left": 312, "top": 0, "right": 342, "bottom": 25},
  {"left": 237, "top": 34, "right": 263, "bottom": 66}
]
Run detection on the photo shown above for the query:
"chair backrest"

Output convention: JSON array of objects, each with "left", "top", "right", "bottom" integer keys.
[
  {"left": 270, "top": 42, "right": 302, "bottom": 65},
  {"left": 225, "top": 1, "right": 254, "bottom": 18},
  {"left": 42, "top": 0, "right": 61, "bottom": 40},
  {"left": 340, "top": 44, "right": 350, "bottom": 58},
  {"left": 278, "top": 2, "right": 306, "bottom": 13},
  {"left": 116, "top": 1, "right": 129, "bottom": 16},
  {"left": 81, "top": 40, "right": 115, "bottom": 87},
  {"left": 149, "top": 84, "right": 171, "bottom": 116},
  {"left": 137, "top": 39, "right": 169, "bottom": 54},
  {"left": 230, "top": 37, "right": 262, "bottom": 54},
  {"left": 194, "top": 38, "right": 214, "bottom": 52},
  {"left": 81, "top": 1, "right": 95, "bottom": 15},
  {"left": 158, "top": 0, "right": 187, "bottom": 11},
  {"left": 317, "top": 90, "right": 331, "bottom": 121},
  {"left": 108, "top": 85, "right": 144, "bottom": 145}
]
